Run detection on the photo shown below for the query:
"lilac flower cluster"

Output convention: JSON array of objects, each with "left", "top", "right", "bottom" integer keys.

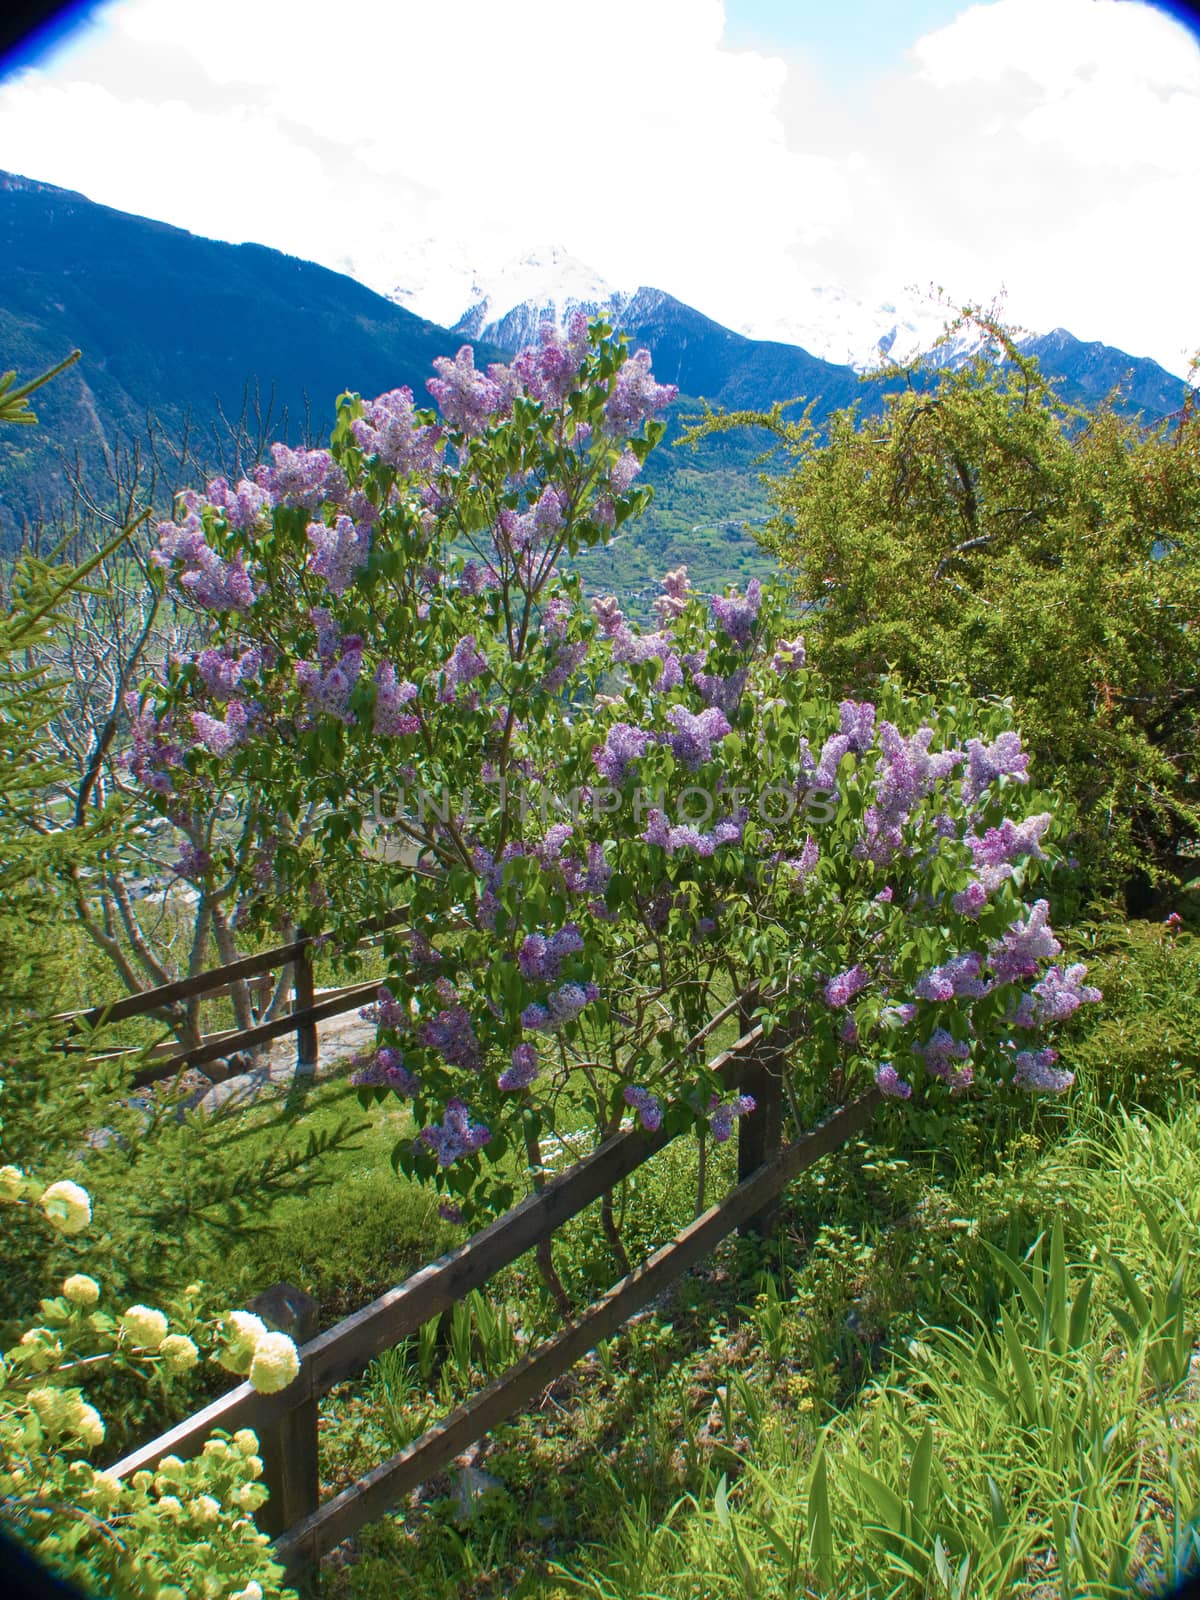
[
  {"left": 824, "top": 964, "right": 871, "bottom": 1008},
  {"left": 521, "top": 981, "right": 599, "bottom": 1031},
  {"left": 642, "top": 809, "right": 745, "bottom": 858},
  {"left": 962, "top": 731, "right": 1029, "bottom": 806},
  {"left": 1009, "top": 964, "right": 1102, "bottom": 1027},
  {"left": 174, "top": 841, "right": 211, "bottom": 880},
  {"left": 352, "top": 1047, "right": 420, "bottom": 1095},
  {"left": 710, "top": 579, "right": 762, "bottom": 648},
  {"left": 624, "top": 1085, "right": 663, "bottom": 1133},
  {"left": 307, "top": 513, "right": 372, "bottom": 597},
  {"left": 438, "top": 636, "right": 489, "bottom": 703},
  {"left": 1011, "top": 1048, "right": 1074, "bottom": 1093},
  {"left": 543, "top": 638, "right": 589, "bottom": 694},
  {"left": 511, "top": 312, "right": 591, "bottom": 408},
  {"left": 914, "top": 951, "right": 991, "bottom": 1002},
  {"left": 295, "top": 629, "right": 364, "bottom": 725},
  {"left": 351, "top": 386, "right": 441, "bottom": 474},
  {"left": 652, "top": 566, "right": 692, "bottom": 624},
  {"left": 427, "top": 346, "right": 508, "bottom": 436},
  {"left": 152, "top": 505, "right": 257, "bottom": 612},
  {"left": 196, "top": 646, "right": 262, "bottom": 699},
  {"left": 205, "top": 476, "right": 271, "bottom": 531},
  {"left": 876, "top": 1063, "right": 914, "bottom": 1099},
  {"left": 858, "top": 722, "right": 962, "bottom": 866},
  {"left": 421, "top": 1005, "right": 482, "bottom": 1071},
  {"left": 839, "top": 700, "right": 876, "bottom": 754},
  {"left": 772, "top": 636, "right": 807, "bottom": 673},
  {"left": 988, "top": 899, "right": 1060, "bottom": 985},
  {"left": 594, "top": 722, "right": 653, "bottom": 785},
  {"left": 518, "top": 925, "right": 585, "bottom": 981},
  {"left": 708, "top": 1093, "right": 756, "bottom": 1143},
  {"left": 125, "top": 695, "right": 183, "bottom": 795},
  {"left": 419, "top": 1099, "right": 492, "bottom": 1168},
  {"left": 666, "top": 705, "right": 731, "bottom": 770},
  {"left": 914, "top": 1029, "right": 973, "bottom": 1090},
  {"left": 691, "top": 665, "right": 749, "bottom": 720},
  {"left": 256, "top": 443, "right": 345, "bottom": 511},
  {"left": 373, "top": 663, "right": 420, "bottom": 737},
  {"left": 780, "top": 836, "right": 820, "bottom": 887},
  {"left": 360, "top": 984, "right": 406, "bottom": 1028},
  {"left": 498, "top": 1042, "right": 539, "bottom": 1092},
  {"left": 191, "top": 700, "right": 250, "bottom": 757},
  {"left": 602, "top": 348, "right": 678, "bottom": 436},
  {"left": 955, "top": 813, "right": 1054, "bottom": 916}
]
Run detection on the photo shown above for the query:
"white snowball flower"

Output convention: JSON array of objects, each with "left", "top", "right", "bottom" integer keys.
[{"left": 39, "top": 1180, "right": 91, "bottom": 1235}]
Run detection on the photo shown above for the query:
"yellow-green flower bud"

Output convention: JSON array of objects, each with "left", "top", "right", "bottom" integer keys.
[
  {"left": 231, "top": 1428, "right": 259, "bottom": 1456},
  {"left": 39, "top": 1180, "right": 92, "bottom": 1235},
  {"left": 72, "top": 1401, "right": 105, "bottom": 1448},
  {"left": 248, "top": 1331, "right": 300, "bottom": 1395},
  {"left": 122, "top": 1305, "right": 169, "bottom": 1349},
  {"left": 63, "top": 1274, "right": 101, "bottom": 1307},
  {"left": 216, "top": 1312, "right": 267, "bottom": 1376},
  {"left": 159, "top": 1334, "right": 200, "bottom": 1374},
  {"left": 0, "top": 1165, "right": 24, "bottom": 1203}
]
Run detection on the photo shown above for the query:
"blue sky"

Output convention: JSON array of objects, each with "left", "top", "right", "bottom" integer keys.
[{"left": 1, "top": 0, "right": 1198, "bottom": 375}]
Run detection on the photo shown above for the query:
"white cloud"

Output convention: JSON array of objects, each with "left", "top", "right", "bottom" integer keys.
[{"left": 0, "top": 0, "right": 1196, "bottom": 376}]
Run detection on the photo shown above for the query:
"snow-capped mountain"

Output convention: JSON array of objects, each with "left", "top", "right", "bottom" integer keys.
[
  {"left": 450, "top": 245, "right": 637, "bottom": 350},
  {"left": 736, "top": 281, "right": 991, "bottom": 373}
]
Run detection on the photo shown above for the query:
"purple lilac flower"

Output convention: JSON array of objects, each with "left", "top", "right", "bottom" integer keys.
[
  {"left": 373, "top": 663, "right": 420, "bottom": 736},
  {"left": 352, "top": 1047, "right": 420, "bottom": 1095},
  {"left": 824, "top": 964, "right": 871, "bottom": 1008},
  {"left": 813, "top": 733, "right": 851, "bottom": 790},
  {"left": 709, "top": 580, "right": 762, "bottom": 648},
  {"left": 915, "top": 1029, "right": 973, "bottom": 1086},
  {"left": 839, "top": 700, "right": 877, "bottom": 754},
  {"left": 510, "top": 312, "right": 591, "bottom": 407},
  {"left": 125, "top": 699, "right": 180, "bottom": 796},
  {"left": 307, "top": 514, "right": 372, "bottom": 596},
  {"left": 191, "top": 700, "right": 249, "bottom": 756},
  {"left": 205, "top": 476, "right": 271, "bottom": 531},
  {"left": 427, "top": 346, "right": 505, "bottom": 436},
  {"left": 517, "top": 924, "right": 584, "bottom": 981},
  {"left": 351, "top": 386, "right": 440, "bottom": 473},
  {"left": 419, "top": 1099, "right": 492, "bottom": 1168},
  {"left": 772, "top": 636, "right": 807, "bottom": 673},
  {"left": 876, "top": 1064, "right": 913, "bottom": 1099},
  {"left": 594, "top": 722, "right": 652, "bottom": 785},
  {"left": 591, "top": 594, "right": 625, "bottom": 637},
  {"left": 962, "top": 731, "right": 1030, "bottom": 806},
  {"left": 657, "top": 653, "right": 683, "bottom": 693},
  {"left": 360, "top": 984, "right": 406, "bottom": 1028},
  {"left": 666, "top": 705, "right": 732, "bottom": 770},
  {"left": 781, "top": 836, "right": 820, "bottom": 886},
  {"left": 460, "top": 558, "right": 500, "bottom": 594},
  {"left": 953, "top": 881, "right": 990, "bottom": 918},
  {"left": 969, "top": 814, "right": 1053, "bottom": 869},
  {"left": 882, "top": 1002, "right": 919, "bottom": 1026},
  {"left": 611, "top": 624, "right": 671, "bottom": 665},
  {"left": 915, "top": 951, "right": 992, "bottom": 1002},
  {"left": 988, "top": 900, "right": 1060, "bottom": 985},
  {"left": 1011, "top": 1048, "right": 1074, "bottom": 1093},
  {"left": 611, "top": 448, "right": 643, "bottom": 496},
  {"left": 857, "top": 723, "right": 963, "bottom": 866},
  {"left": 295, "top": 637, "right": 364, "bottom": 724},
  {"left": 624, "top": 1085, "right": 663, "bottom": 1133},
  {"left": 499, "top": 1042, "right": 539, "bottom": 1092},
  {"left": 538, "top": 824, "right": 574, "bottom": 862},
  {"left": 840, "top": 1014, "right": 859, "bottom": 1046},
  {"left": 691, "top": 667, "right": 748, "bottom": 720},
  {"left": 544, "top": 639, "right": 589, "bottom": 694},
  {"left": 708, "top": 1093, "right": 756, "bottom": 1143},
  {"left": 256, "top": 443, "right": 345, "bottom": 510},
  {"left": 196, "top": 646, "right": 262, "bottom": 698},
  {"left": 421, "top": 1006, "right": 482, "bottom": 1071},
  {"left": 1025, "top": 963, "right": 1102, "bottom": 1024},
  {"left": 652, "top": 565, "right": 691, "bottom": 624},
  {"left": 601, "top": 348, "right": 678, "bottom": 435},
  {"left": 438, "top": 635, "right": 489, "bottom": 703},
  {"left": 438, "top": 1202, "right": 465, "bottom": 1224},
  {"left": 174, "top": 841, "right": 211, "bottom": 879}
]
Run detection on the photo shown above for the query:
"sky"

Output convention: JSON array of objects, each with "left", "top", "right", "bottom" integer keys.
[{"left": 0, "top": 0, "right": 1198, "bottom": 376}]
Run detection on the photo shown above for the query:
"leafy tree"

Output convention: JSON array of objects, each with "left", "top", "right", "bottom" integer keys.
[{"left": 700, "top": 315, "right": 1200, "bottom": 907}]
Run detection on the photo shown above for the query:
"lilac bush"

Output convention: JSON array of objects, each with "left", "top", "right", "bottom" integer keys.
[{"left": 135, "top": 315, "right": 1098, "bottom": 1225}]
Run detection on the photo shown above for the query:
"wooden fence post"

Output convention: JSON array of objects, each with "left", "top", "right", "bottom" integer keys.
[
  {"left": 737, "top": 1011, "right": 784, "bottom": 1237},
  {"left": 247, "top": 1282, "right": 320, "bottom": 1539},
  {"left": 293, "top": 934, "right": 318, "bottom": 1076}
]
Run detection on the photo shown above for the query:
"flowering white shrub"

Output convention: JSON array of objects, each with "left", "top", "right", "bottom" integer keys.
[{"left": 1, "top": 1172, "right": 300, "bottom": 1597}]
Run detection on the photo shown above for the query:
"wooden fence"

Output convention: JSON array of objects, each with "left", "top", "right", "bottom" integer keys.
[
  {"left": 58, "top": 920, "right": 881, "bottom": 1580},
  {"left": 92, "top": 965, "right": 878, "bottom": 1580}
]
